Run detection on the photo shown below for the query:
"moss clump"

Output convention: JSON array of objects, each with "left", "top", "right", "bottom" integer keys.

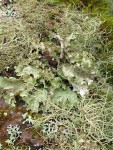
[
  {"left": 1, "top": 0, "right": 113, "bottom": 150},
  {"left": 0, "top": 0, "right": 66, "bottom": 70}
]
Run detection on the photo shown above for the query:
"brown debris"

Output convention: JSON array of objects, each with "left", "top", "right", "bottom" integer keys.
[
  {"left": 0, "top": 99, "right": 44, "bottom": 149},
  {"left": 0, "top": 0, "right": 10, "bottom": 5}
]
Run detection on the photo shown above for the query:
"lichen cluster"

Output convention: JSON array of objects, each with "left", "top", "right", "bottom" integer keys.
[{"left": 0, "top": 0, "right": 113, "bottom": 150}]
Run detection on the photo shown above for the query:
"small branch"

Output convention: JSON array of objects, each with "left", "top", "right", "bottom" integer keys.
[{"left": 54, "top": 34, "right": 65, "bottom": 59}]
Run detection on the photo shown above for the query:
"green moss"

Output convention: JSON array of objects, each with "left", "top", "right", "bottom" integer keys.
[{"left": 1, "top": 0, "right": 113, "bottom": 150}]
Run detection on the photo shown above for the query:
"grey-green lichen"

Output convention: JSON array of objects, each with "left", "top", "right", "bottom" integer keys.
[{"left": 6, "top": 124, "right": 22, "bottom": 145}]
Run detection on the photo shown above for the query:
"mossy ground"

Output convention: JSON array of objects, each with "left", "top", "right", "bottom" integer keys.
[{"left": 0, "top": 0, "right": 113, "bottom": 150}]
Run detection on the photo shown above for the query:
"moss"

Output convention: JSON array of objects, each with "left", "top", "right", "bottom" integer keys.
[
  {"left": 1, "top": 0, "right": 113, "bottom": 150},
  {"left": 0, "top": 0, "right": 66, "bottom": 70}
]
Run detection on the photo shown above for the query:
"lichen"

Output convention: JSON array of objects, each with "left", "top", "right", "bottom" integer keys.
[{"left": 6, "top": 124, "right": 22, "bottom": 145}]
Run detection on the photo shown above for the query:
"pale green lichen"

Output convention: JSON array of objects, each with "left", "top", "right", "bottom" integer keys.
[
  {"left": 0, "top": 1, "right": 113, "bottom": 150},
  {"left": 6, "top": 124, "right": 22, "bottom": 145},
  {"left": 0, "top": 143, "right": 2, "bottom": 150}
]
